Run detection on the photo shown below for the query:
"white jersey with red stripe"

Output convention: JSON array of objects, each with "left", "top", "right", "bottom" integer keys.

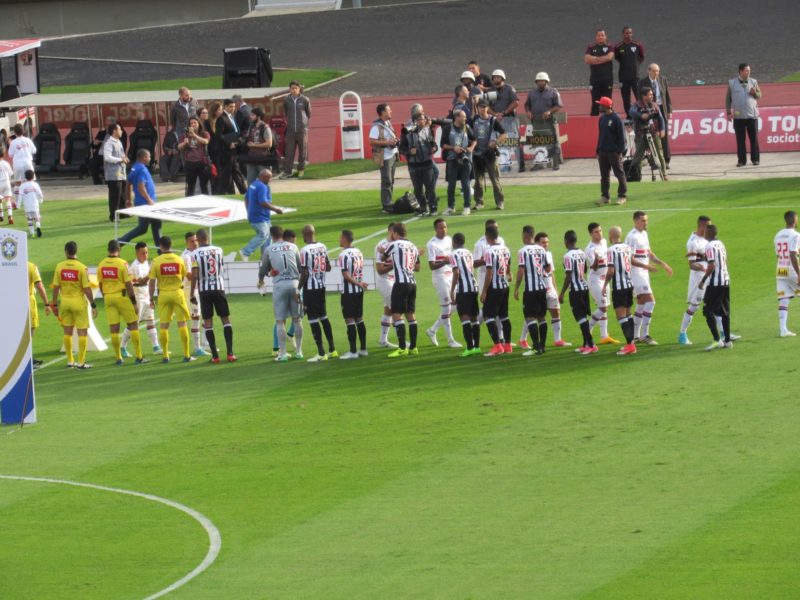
[
  {"left": 774, "top": 227, "right": 800, "bottom": 280},
  {"left": 584, "top": 238, "right": 608, "bottom": 285},
  {"left": 426, "top": 235, "right": 453, "bottom": 281},
  {"left": 374, "top": 237, "right": 396, "bottom": 284},
  {"left": 625, "top": 227, "right": 650, "bottom": 271}
]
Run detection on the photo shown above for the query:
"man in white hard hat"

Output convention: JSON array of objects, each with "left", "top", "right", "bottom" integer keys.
[
  {"left": 524, "top": 72, "right": 565, "bottom": 170},
  {"left": 489, "top": 69, "right": 522, "bottom": 173},
  {"left": 460, "top": 70, "right": 477, "bottom": 95}
]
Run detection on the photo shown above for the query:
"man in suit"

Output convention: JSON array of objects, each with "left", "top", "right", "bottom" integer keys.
[
  {"left": 232, "top": 94, "right": 252, "bottom": 137},
  {"left": 639, "top": 63, "right": 672, "bottom": 167},
  {"left": 216, "top": 98, "right": 247, "bottom": 194}
]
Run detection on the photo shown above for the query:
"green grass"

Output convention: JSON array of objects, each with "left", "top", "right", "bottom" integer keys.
[
  {"left": 40, "top": 69, "right": 349, "bottom": 94},
  {"left": 2, "top": 177, "right": 800, "bottom": 598},
  {"left": 302, "top": 158, "right": 378, "bottom": 179},
  {"left": 779, "top": 71, "right": 800, "bottom": 82}
]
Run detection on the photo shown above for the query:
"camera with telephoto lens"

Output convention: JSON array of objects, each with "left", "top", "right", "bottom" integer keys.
[{"left": 473, "top": 90, "right": 498, "bottom": 105}]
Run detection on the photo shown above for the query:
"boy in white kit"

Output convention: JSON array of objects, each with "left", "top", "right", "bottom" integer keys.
[
  {"left": 425, "top": 218, "right": 461, "bottom": 348},
  {"left": 0, "top": 148, "right": 15, "bottom": 224},
  {"left": 121, "top": 241, "right": 162, "bottom": 356},
  {"left": 18, "top": 169, "right": 43, "bottom": 238},
  {"left": 8, "top": 124, "right": 36, "bottom": 206}
]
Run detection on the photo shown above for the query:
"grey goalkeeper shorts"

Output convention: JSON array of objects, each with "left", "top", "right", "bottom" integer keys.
[{"left": 273, "top": 280, "right": 302, "bottom": 321}]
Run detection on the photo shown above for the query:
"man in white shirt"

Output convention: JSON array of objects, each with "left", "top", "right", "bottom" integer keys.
[
  {"left": 369, "top": 104, "right": 399, "bottom": 213},
  {"left": 678, "top": 215, "right": 711, "bottom": 344},
  {"left": 374, "top": 223, "right": 398, "bottom": 348},
  {"left": 775, "top": 210, "right": 800, "bottom": 337},
  {"left": 585, "top": 222, "right": 619, "bottom": 344},
  {"left": 0, "top": 147, "right": 15, "bottom": 224},
  {"left": 8, "top": 124, "right": 36, "bottom": 206},
  {"left": 425, "top": 218, "right": 461, "bottom": 348},
  {"left": 121, "top": 241, "right": 162, "bottom": 356}
]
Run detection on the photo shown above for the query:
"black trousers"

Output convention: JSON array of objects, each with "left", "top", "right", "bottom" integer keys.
[
  {"left": 620, "top": 80, "right": 639, "bottom": 117},
  {"left": 658, "top": 105, "right": 671, "bottom": 164},
  {"left": 597, "top": 151, "right": 627, "bottom": 199},
  {"left": 408, "top": 166, "right": 436, "bottom": 212},
  {"left": 185, "top": 161, "right": 210, "bottom": 196},
  {"left": 733, "top": 118, "right": 760, "bottom": 164},
  {"left": 220, "top": 154, "right": 246, "bottom": 194},
  {"left": 107, "top": 180, "right": 126, "bottom": 221},
  {"left": 590, "top": 79, "right": 613, "bottom": 116}
]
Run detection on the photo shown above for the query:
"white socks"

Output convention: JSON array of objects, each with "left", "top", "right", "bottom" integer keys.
[
  {"left": 641, "top": 301, "right": 656, "bottom": 337},
  {"left": 681, "top": 303, "right": 700, "bottom": 333},
  {"left": 779, "top": 298, "right": 791, "bottom": 333}
]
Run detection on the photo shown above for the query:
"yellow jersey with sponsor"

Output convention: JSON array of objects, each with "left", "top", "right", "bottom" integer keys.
[
  {"left": 97, "top": 256, "right": 131, "bottom": 296},
  {"left": 52, "top": 258, "right": 90, "bottom": 297},
  {"left": 28, "top": 262, "right": 41, "bottom": 297},
  {"left": 149, "top": 252, "right": 185, "bottom": 292}
]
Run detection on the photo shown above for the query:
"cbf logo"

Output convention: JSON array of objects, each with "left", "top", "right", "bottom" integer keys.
[{"left": 1, "top": 236, "right": 18, "bottom": 261}]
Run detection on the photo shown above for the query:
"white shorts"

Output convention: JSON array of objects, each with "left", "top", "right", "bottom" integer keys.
[
  {"left": 0, "top": 180, "right": 11, "bottom": 198},
  {"left": 588, "top": 277, "right": 610, "bottom": 308},
  {"left": 777, "top": 278, "right": 800, "bottom": 299},
  {"left": 13, "top": 162, "right": 33, "bottom": 183},
  {"left": 631, "top": 268, "right": 652, "bottom": 296},
  {"left": 687, "top": 273, "right": 706, "bottom": 304},
  {"left": 432, "top": 275, "right": 453, "bottom": 305},
  {"left": 135, "top": 296, "right": 155, "bottom": 322},
  {"left": 546, "top": 288, "right": 560, "bottom": 310},
  {"left": 376, "top": 277, "right": 394, "bottom": 308},
  {"left": 183, "top": 286, "right": 200, "bottom": 318}
]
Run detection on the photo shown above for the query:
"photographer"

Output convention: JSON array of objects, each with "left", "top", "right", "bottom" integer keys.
[
  {"left": 242, "top": 107, "right": 274, "bottom": 186},
  {"left": 399, "top": 109, "right": 438, "bottom": 216},
  {"left": 177, "top": 116, "right": 211, "bottom": 195},
  {"left": 471, "top": 98, "right": 507, "bottom": 210},
  {"left": 451, "top": 84, "right": 473, "bottom": 122},
  {"left": 369, "top": 103, "right": 399, "bottom": 213},
  {"left": 440, "top": 109, "right": 476, "bottom": 216},
  {"left": 629, "top": 86, "right": 667, "bottom": 180}
]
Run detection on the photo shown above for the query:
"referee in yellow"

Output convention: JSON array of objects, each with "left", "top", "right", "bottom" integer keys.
[
  {"left": 97, "top": 240, "right": 146, "bottom": 365},
  {"left": 148, "top": 236, "right": 195, "bottom": 363},
  {"left": 51, "top": 241, "right": 96, "bottom": 369},
  {"left": 28, "top": 261, "right": 51, "bottom": 368}
]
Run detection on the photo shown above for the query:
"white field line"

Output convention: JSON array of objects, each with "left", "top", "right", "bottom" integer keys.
[{"left": 0, "top": 474, "right": 221, "bottom": 599}]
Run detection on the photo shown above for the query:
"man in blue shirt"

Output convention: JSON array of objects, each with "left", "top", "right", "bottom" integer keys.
[
  {"left": 594, "top": 97, "right": 627, "bottom": 206},
  {"left": 238, "top": 168, "right": 283, "bottom": 261},
  {"left": 118, "top": 149, "right": 162, "bottom": 246}
]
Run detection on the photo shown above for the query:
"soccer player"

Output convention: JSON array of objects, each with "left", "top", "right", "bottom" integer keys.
[
  {"left": 97, "top": 240, "right": 145, "bottom": 365},
  {"left": 270, "top": 230, "right": 297, "bottom": 355},
  {"left": 28, "top": 261, "right": 51, "bottom": 368},
  {"left": 374, "top": 223, "right": 398, "bottom": 348},
  {"left": 481, "top": 224, "right": 513, "bottom": 356},
  {"left": 603, "top": 226, "right": 639, "bottom": 355},
  {"left": 514, "top": 225, "right": 550, "bottom": 356},
  {"left": 474, "top": 219, "right": 506, "bottom": 344},
  {"left": 337, "top": 229, "right": 369, "bottom": 360},
  {"left": 379, "top": 222, "right": 421, "bottom": 357},
  {"left": 625, "top": 210, "right": 673, "bottom": 345},
  {"left": 774, "top": 210, "right": 800, "bottom": 337},
  {"left": 0, "top": 147, "right": 14, "bottom": 224},
  {"left": 182, "top": 231, "right": 209, "bottom": 357},
  {"left": 50, "top": 241, "right": 96, "bottom": 369},
  {"left": 425, "top": 218, "right": 461, "bottom": 348},
  {"left": 259, "top": 225, "right": 304, "bottom": 362},
  {"left": 535, "top": 231, "right": 571, "bottom": 347},
  {"left": 121, "top": 241, "right": 161, "bottom": 356},
  {"left": 449, "top": 233, "right": 482, "bottom": 356},
  {"left": 678, "top": 215, "right": 711, "bottom": 344},
  {"left": 8, "top": 124, "right": 35, "bottom": 209},
  {"left": 299, "top": 224, "right": 337, "bottom": 362},
  {"left": 585, "top": 222, "right": 619, "bottom": 344},
  {"left": 558, "top": 230, "right": 597, "bottom": 354},
  {"left": 148, "top": 236, "right": 195, "bottom": 363},
  {"left": 699, "top": 224, "right": 732, "bottom": 350},
  {"left": 18, "top": 169, "right": 43, "bottom": 238},
  {"left": 191, "top": 228, "right": 236, "bottom": 363}
]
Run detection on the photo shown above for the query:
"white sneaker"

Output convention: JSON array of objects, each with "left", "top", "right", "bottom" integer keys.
[
  {"left": 426, "top": 328, "right": 439, "bottom": 347},
  {"left": 462, "top": 207, "right": 471, "bottom": 216},
  {"left": 442, "top": 207, "right": 454, "bottom": 216},
  {"left": 722, "top": 341, "right": 733, "bottom": 349},
  {"left": 339, "top": 351, "right": 359, "bottom": 360},
  {"left": 780, "top": 330, "right": 797, "bottom": 337},
  {"left": 522, "top": 349, "right": 536, "bottom": 357},
  {"left": 728, "top": 333, "right": 741, "bottom": 341},
  {"left": 447, "top": 339, "right": 463, "bottom": 348},
  {"left": 238, "top": 251, "right": 250, "bottom": 262},
  {"left": 704, "top": 341, "right": 723, "bottom": 351},
  {"left": 358, "top": 349, "right": 369, "bottom": 357},
  {"left": 378, "top": 340, "right": 398, "bottom": 348},
  {"left": 307, "top": 354, "right": 328, "bottom": 363}
]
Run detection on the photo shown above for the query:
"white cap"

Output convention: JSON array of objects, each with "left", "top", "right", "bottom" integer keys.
[
  {"left": 535, "top": 72, "right": 550, "bottom": 82},
  {"left": 491, "top": 69, "right": 506, "bottom": 80},
  {"left": 460, "top": 71, "right": 475, "bottom": 81}
]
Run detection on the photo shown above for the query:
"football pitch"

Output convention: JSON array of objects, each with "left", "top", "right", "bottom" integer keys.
[{"left": 2, "top": 177, "right": 800, "bottom": 599}]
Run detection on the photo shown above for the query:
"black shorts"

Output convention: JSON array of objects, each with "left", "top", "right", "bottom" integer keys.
[
  {"left": 522, "top": 290, "right": 547, "bottom": 318},
  {"left": 303, "top": 288, "right": 327, "bottom": 320},
  {"left": 456, "top": 291, "right": 479, "bottom": 318},
  {"left": 611, "top": 288, "right": 634, "bottom": 310},
  {"left": 391, "top": 282, "right": 417, "bottom": 314},
  {"left": 569, "top": 289, "right": 591, "bottom": 321},
  {"left": 341, "top": 292, "right": 364, "bottom": 320},
  {"left": 483, "top": 287, "right": 509, "bottom": 320},
  {"left": 703, "top": 285, "right": 730, "bottom": 317},
  {"left": 199, "top": 290, "right": 230, "bottom": 320}
]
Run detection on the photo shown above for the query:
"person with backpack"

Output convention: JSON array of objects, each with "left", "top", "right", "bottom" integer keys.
[{"left": 470, "top": 98, "right": 506, "bottom": 210}]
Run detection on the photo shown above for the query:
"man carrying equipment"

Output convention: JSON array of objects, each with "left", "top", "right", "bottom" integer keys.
[
  {"left": 51, "top": 241, "right": 96, "bottom": 369},
  {"left": 148, "top": 236, "right": 195, "bottom": 363},
  {"left": 98, "top": 240, "right": 145, "bottom": 365}
]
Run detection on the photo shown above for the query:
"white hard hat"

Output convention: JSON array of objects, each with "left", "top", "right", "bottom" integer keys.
[
  {"left": 491, "top": 69, "right": 506, "bottom": 80},
  {"left": 460, "top": 71, "right": 475, "bottom": 81},
  {"left": 535, "top": 72, "right": 550, "bottom": 82}
]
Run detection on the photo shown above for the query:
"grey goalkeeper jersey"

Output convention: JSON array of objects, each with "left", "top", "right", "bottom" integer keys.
[{"left": 259, "top": 241, "right": 301, "bottom": 283}]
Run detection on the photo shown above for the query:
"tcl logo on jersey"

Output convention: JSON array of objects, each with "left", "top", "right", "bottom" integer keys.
[
  {"left": 160, "top": 263, "right": 180, "bottom": 275},
  {"left": 101, "top": 267, "right": 119, "bottom": 279},
  {"left": 61, "top": 269, "right": 79, "bottom": 281}
]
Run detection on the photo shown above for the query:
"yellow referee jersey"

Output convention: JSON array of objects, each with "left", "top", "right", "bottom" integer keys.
[
  {"left": 149, "top": 252, "right": 186, "bottom": 292},
  {"left": 52, "top": 258, "right": 90, "bottom": 296},
  {"left": 98, "top": 256, "right": 131, "bottom": 296},
  {"left": 28, "top": 262, "right": 41, "bottom": 296}
]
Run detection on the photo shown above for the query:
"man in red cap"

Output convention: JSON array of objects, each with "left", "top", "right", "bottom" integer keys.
[{"left": 595, "top": 96, "right": 627, "bottom": 205}]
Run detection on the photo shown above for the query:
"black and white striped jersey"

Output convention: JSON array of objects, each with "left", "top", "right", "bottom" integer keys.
[
  {"left": 517, "top": 244, "right": 549, "bottom": 292},
  {"left": 337, "top": 247, "right": 365, "bottom": 295},
  {"left": 705, "top": 240, "right": 730, "bottom": 286},
  {"left": 450, "top": 248, "right": 478, "bottom": 294},
  {"left": 606, "top": 243, "right": 633, "bottom": 290},
  {"left": 300, "top": 242, "right": 330, "bottom": 291},
  {"left": 483, "top": 243, "right": 511, "bottom": 290},
  {"left": 563, "top": 248, "right": 589, "bottom": 292},
  {"left": 191, "top": 245, "right": 226, "bottom": 292},
  {"left": 384, "top": 239, "right": 419, "bottom": 285}
]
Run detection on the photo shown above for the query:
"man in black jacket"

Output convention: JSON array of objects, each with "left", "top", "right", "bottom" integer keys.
[
  {"left": 216, "top": 98, "right": 246, "bottom": 194},
  {"left": 595, "top": 97, "right": 627, "bottom": 205},
  {"left": 638, "top": 63, "right": 672, "bottom": 166},
  {"left": 399, "top": 109, "right": 438, "bottom": 216}
]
